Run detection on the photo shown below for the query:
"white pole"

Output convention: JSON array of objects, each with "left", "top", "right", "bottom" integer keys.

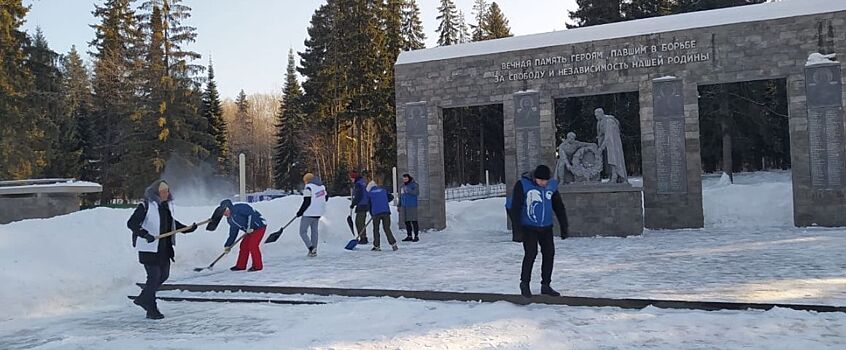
[
  {"left": 392, "top": 166, "right": 398, "bottom": 205},
  {"left": 239, "top": 153, "right": 246, "bottom": 202},
  {"left": 485, "top": 170, "right": 490, "bottom": 195}
]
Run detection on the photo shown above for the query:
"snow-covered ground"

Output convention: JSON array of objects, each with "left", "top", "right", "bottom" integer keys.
[{"left": 1, "top": 171, "right": 844, "bottom": 349}]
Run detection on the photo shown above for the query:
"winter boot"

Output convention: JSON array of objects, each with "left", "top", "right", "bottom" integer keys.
[
  {"left": 402, "top": 235, "right": 413, "bottom": 242},
  {"left": 146, "top": 308, "right": 164, "bottom": 320},
  {"left": 133, "top": 298, "right": 149, "bottom": 312},
  {"left": 308, "top": 247, "right": 317, "bottom": 257},
  {"left": 230, "top": 266, "right": 246, "bottom": 271},
  {"left": 540, "top": 284, "right": 560, "bottom": 297},
  {"left": 412, "top": 235, "right": 419, "bottom": 242},
  {"left": 391, "top": 243, "right": 399, "bottom": 251},
  {"left": 358, "top": 237, "right": 369, "bottom": 245},
  {"left": 519, "top": 281, "right": 532, "bottom": 298},
  {"left": 248, "top": 267, "right": 262, "bottom": 272},
  {"left": 371, "top": 246, "right": 381, "bottom": 251}
]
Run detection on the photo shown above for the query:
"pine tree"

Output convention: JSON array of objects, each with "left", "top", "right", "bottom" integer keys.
[
  {"left": 673, "top": 0, "right": 765, "bottom": 14},
  {"left": 25, "top": 28, "right": 64, "bottom": 177},
  {"left": 622, "top": 0, "right": 673, "bottom": 20},
  {"left": 400, "top": 0, "right": 426, "bottom": 50},
  {"left": 274, "top": 49, "right": 305, "bottom": 191},
  {"left": 470, "top": 0, "right": 488, "bottom": 42},
  {"left": 435, "top": 0, "right": 459, "bottom": 46},
  {"left": 481, "top": 2, "right": 511, "bottom": 40},
  {"left": 457, "top": 10, "right": 471, "bottom": 44},
  {"left": 60, "top": 46, "right": 91, "bottom": 181},
  {"left": 89, "top": 0, "right": 146, "bottom": 200},
  {"left": 0, "top": 1, "right": 35, "bottom": 179},
  {"left": 384, "top": 0, "right": 404, "bottom": 61},
  {"left": 138, "top": 0, "right": 207, "bottom": 168},
  {"left": 567, "top": 0, "right": 623, "bottom": 28},
  {"left": 202, "top": 58, "right": 228, "bottom": 172},
  {"left": 298, "top": 1, "right": 349, "bottom": 188}
]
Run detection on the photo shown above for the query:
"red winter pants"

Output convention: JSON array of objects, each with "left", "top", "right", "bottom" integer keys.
[{"left": 236, "top": 226, "right": 266, "bottom": 270}]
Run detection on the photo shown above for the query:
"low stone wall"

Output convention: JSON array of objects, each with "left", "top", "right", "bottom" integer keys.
[
  {"left": 0, "top": 193, "right": 81, "bottom": 224},
  {"left": 558, "top": 185, "right": 644, "bottom": 237}
]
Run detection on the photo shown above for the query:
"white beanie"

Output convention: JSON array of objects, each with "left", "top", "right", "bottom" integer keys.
[{"left": 367, "top": 181, "right": 376, "bottom": 191}]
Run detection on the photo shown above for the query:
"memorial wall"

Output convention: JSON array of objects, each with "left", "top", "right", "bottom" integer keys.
[{"left": 395, "top": 1, "right": 846, "bottom": 230}]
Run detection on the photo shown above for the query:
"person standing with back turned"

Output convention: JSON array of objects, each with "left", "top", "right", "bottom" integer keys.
[
  {"left": 398, "top": 173, "right": 420, "bottom": 242},
  {"left": 508, "top": 165, "right": 569, "bottom": 298},
  {"left": 350, "top": 170, "right": 370, "bottom": 244},
  {"left": 297, "top": 172, "right": 328, "bottom": 257}
]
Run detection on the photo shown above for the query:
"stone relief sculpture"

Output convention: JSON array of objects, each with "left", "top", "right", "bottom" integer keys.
[
  {"left": 554, "top": 108, "right": 630, "bottom": 185},
  {"left": 595, "top": 108, "right": 629, "bottom": 184},
  {"left": 554, "top": 132, "right": 602, "bottom": 184}
]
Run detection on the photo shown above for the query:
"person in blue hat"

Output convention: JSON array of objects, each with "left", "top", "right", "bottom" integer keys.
[{"left": 219, "top": 199, "right": 267, "bottom": 271}]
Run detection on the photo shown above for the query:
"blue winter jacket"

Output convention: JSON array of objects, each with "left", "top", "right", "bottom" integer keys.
[
  {"left": 368, "top": 186, "right": 393, "bottom": 216},
  {"left": 351, "top": 177, "right": 370, "bottom": 211},
  {"left": 399, "top": 181, "right": 419, "bottom": 208},
  {"left": 220, "top": 200, "right": 266, "bottom": 247}
]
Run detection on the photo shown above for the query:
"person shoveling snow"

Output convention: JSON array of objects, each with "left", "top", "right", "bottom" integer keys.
[
  {"left": 219, "top": 199, "right": 268, "bottom": 272},
  {"left": 126, "top": 180, "right": 198, "bottom": 320}
]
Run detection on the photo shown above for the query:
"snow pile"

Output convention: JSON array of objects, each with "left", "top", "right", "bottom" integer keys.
[
  {"left": 0, "top": 196, "right": 358, "bottom": 320},
  {"left": 806, "top": 53, "right": 837, "bottom": 66},
  {"left": 702, "top": 171, "right": 793, "bottom": 228}
]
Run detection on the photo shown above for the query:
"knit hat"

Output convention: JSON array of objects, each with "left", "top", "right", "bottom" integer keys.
[{"left": 534, "top": 165, "right": 551, "bottom": 180}]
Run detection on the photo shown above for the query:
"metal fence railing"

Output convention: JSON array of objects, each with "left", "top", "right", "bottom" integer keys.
[{"left": 445, "top": 183, "right": 507, "bottom": 202}]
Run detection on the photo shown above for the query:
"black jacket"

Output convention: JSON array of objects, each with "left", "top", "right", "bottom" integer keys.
[
  {"left": 127, "top": 200, "right": 195, "bottom": 264},
  {"left": 509, "top": 172, "right": 569, "bottom": 237}
]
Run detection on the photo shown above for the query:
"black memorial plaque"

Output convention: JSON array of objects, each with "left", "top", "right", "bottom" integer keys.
[
  {"left": 405, "top": 103, "right": 429, "bottom": 199},
  {"left": 805, "top": 64, "right": 846, "bottom": 190},
  {"left": 653, "top": 79, "right": 688, "bottom": 194},
  {"left": 514, "top": 92, "right": 542, "bottom": 174}
]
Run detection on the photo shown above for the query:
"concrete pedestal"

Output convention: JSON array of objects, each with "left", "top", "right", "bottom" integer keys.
[{"left": 557, "top": 184, "right": 644, "bottom": 237}]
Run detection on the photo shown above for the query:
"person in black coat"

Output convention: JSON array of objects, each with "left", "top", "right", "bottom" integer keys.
[
  {"left": 126, "top": 180, "right": 197, "bottom": 319},
  {"left": 508, "top": 165, "right": 568, "bottom": 298}
]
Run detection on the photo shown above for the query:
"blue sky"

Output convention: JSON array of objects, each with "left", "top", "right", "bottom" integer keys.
[{"left": 23, "top": 0, "right": 578, "bottom": 99}]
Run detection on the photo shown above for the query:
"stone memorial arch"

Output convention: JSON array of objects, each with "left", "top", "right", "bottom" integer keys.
[{"left": 395, "top": 0, "right": 846, "bottom": 232}]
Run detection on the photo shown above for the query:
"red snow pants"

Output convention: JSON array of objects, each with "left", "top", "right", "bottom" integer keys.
[{"left": 235, "top": 226, "right": 266, "bottom": 270}]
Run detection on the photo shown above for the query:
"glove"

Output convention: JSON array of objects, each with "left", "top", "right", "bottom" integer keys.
[
  {"left": 224, "top": 246, "right": 231, "bottom": 253},
  {"left": 296, "top": 211, "right": 303, "bottom": 217},
  {"left": 187, "top": 223, "right": 198, "bottom": 232},
  {"left": 143, "top": 232, "right": 156, "bottom": 243},
  {"left": 246, "top": 228, "right": 254, "bottom": 234},
  {"left": 349, "top": 204, "right": 355, "bottom": 209}
]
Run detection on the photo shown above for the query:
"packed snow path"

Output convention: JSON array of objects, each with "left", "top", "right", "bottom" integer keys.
[{"left": 2, "top": 298, "right": 844, "bottom": 350}]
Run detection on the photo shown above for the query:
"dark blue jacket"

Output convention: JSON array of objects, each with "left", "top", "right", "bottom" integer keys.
[
  {"left": 368, "top": 186, "right": 394, "bottom": 216},
  {"left": 220, "top": 200, "right": 266, "bottom": 247},
  {"left": 399, "top": 180, "right": 419, "bottom": 208},
  {"left": 351, "top": 177, "right": 370, "bottom": 212}
]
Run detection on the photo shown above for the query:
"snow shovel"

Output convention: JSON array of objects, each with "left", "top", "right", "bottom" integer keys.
[
  {"left": 346, "top": 207, "right": 356, "bottom": 236},
  {"left": 264, "top": 216, "right": 297, "bottom": 244},
  {"left": 154, "top": 205, "right": 226, "bottom": 240},
  {"left": 345, "top": 214, "right": 373, "bottom": 250},
  {"left": 193, "top": 233, "right": 248, "bottom": 272}
]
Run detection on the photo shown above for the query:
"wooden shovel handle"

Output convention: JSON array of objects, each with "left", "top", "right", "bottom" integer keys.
[{"left": 155, "top": 218, "right": 212, "bottom": 240}]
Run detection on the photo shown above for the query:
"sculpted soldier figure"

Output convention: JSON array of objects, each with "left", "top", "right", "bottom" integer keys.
[{"left": 595, "top": 108, "right": 628, "bottom": 183}]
